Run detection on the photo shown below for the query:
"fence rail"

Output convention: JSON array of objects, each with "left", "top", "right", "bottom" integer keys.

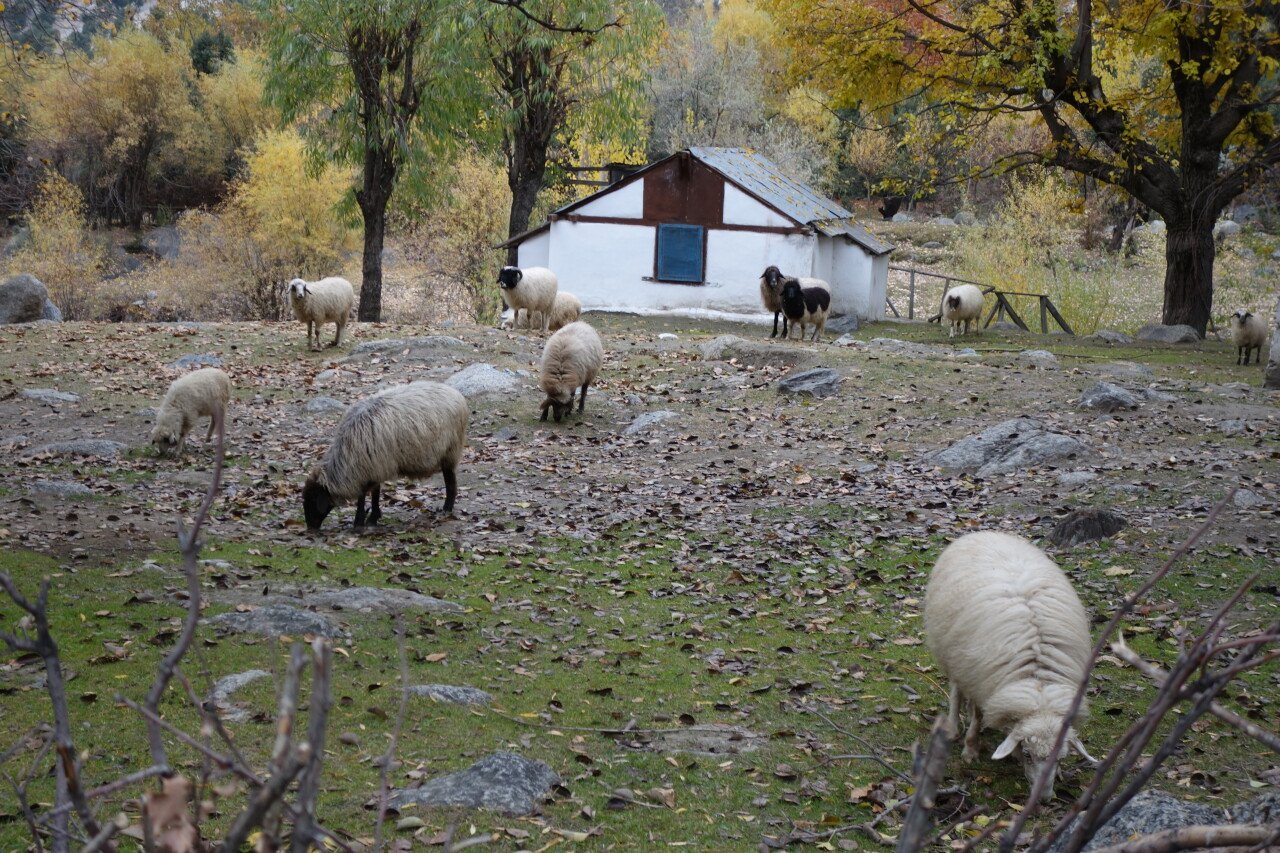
[{"left": 886, "top": 265, "right": 1074, "bottom": 335}]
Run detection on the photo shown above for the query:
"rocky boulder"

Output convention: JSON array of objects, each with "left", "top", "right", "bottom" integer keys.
[
  {"left": 1048, "top": 508, "right": 1126, "bottom": 547},
  {"left": 923, "top": 418, "right": 1090, "bottom": 478},
  {"left": 777, "top": 367, "right": 842, "bottom": 398},
  {"left": 1079, "top": 382, "right": 1140, "bottom": 412},
  {"left": 0, "top": 274, "right": 51, "bottom": 324},
  {"left": 390, "top": 752, "right": 560, "bottom": 816},
  {"left": 445, "top": 363, "right": 525, "bottom": 396},
  {"left": 1136, "top": 324, "right": 1200, "bottom": 344}
]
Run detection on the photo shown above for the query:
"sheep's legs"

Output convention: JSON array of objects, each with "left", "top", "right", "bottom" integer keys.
[
  {"left": 441, "top": 466, "right": 457, "bottom": 514},
  {"left": 367, "top": 484, "right": 382, "bottom": 525},
  {"left": 578, "top": 383, "right": 588, "bottom": 413},
  {"left": 962, "top": 701, "right": 982, "bottom": 763},
  {"left": 307, "top": 321, "right": 320, "bottom": 350},
  {"left": 945, "top": 683, "right": 961, "bottom": 738},
  {"left": 330, "top": 321, "right": 344, "bottom": 348},
  {"left": 771, "top": 312, "right": 780, "bottom": 338},
  {"left": 354, "top": 489, "right": 368, "bottom": 528}
]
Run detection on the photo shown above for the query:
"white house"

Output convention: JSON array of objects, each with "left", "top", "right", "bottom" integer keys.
[{"left": 501, "top": 147, "right": 894, "bottom": 322}]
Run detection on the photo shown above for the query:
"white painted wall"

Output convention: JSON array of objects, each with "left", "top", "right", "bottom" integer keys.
[
  {"left": 573, "top": 179, "right": 644, "bottom": 218},
  {"left": 722, "top": 185, "right": 793, "bottom": 228},
  {"left": 829, "top": 238, "right": 877, "bottom": 318},
  {"left": 705, "top": 231, "right": 814, "bottom": 312},
  {"left": 869, "top": 252, "right": 889, "bottom": 320},
  {"left": 517, "top": 229, "right": 550, "bottom": 269}
]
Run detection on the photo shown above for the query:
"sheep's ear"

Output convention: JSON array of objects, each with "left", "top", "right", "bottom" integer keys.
[
  {"left": 1069, "top": 735, "right": 1098, "bottom": 765},
  {"left": 1243, "top": 311, "right": 1252, "bottom": 319},
  {"left": 991, "top": 734, "right": 1019, "bottom": 761}
]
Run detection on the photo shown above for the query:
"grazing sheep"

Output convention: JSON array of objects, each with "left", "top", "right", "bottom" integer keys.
[
  {"left": 545, "top": 291, "right": 583, "bottom": 332},
  {"left": 924, "top": 531, "right": 1095, "bottom": 802},
  {"left": 539, "top": 321, "right": 603, "bottom": 423},
  {"left": 151, "top": 368, "right": 232, "bottom": 456},
  {"left": 1230, "top": 309, "right": 1267, "bottom": 365},
  {"left": 941, "top": 284, "right": 985, "bottom": 337},
  {"left": 760, "top": 266, "right": 830, "bottom": 338},
  {"left": 498, "top": 266, "right": 558, "bottom": 333},
  {"left": 779, "top": 278, "right": 831, "bottom": 343},
  {"left": 303, "top": 381, "right": 468, "bottom": 531},
  {"left": 288, "top": 277, "right": 355, "bottom": 351}
]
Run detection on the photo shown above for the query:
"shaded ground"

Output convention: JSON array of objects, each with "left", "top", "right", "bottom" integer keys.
[{"left": 0, "top": 314, "right": 1276, "bottom": 849}]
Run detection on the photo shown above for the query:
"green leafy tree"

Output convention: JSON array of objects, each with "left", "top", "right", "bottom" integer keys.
[
  {"left": 191, "top": 30, "right": 235, "bottom": 74},
  {"left": 262, "top": 0, "right": 488, "bottom": 321},
  {"left": 765, "top": 0, "right": 1280, "bottom": 334}
]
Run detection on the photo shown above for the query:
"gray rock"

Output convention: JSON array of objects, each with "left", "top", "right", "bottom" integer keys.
[
  {"left": 1057, "top": 471, "right": 1098, "bottom": 489},
  {"left": 20, "top": 388, "right": 81, "bottom": 405},
  {"left": 25, "top": 440, "right": 128, "bottom": 459},
  {"left": 491, "top": 426, "right": 518, "bottom": 442},
  {"left": 390, "top": 751, "right": 559, "bottom": 816},
  {"left": 933, "top": 216, "right": 956, "bottom": 227},
  {"left": 922, "top": 240, "right": 945, "bottom": 249},
  {"left": 1219, "top": 418, "right": 1248, "bottom": 436},
  {"left": 891, "top": 211, "right": 913, "bottom": 222},
  {"left": 304, "top": 396, "right": 347, "bottom": 415},
  {"left": 923, "top": 418, "right": 1090, "bottom": 477},
  {"left": 445, "top": 363, "right": 523, "bottom": 396},
  {"left": 1087, "top": 330, "right": 1133, "bottom": 344},
  {"left": 304, "top": 587, "right": 463, "bottom": 614},
  {"left": 699, "top": 335, "right": 813, "bottom": 368},
  {"left": 700, "top": 335, "right": 749, "bottom": 360},
  {"left": 209, "top": 605, "right": 343, "bottom": 638},
  {"left": 825, "top": 314, "right": 859, "bottom": 335},
  {"left": 408, "top": 684, "right": 493, "bottom": 705},
  {"left": 1140, "top": 388, "right": 1179, "bottom": 403},
  {"left": 989, "top": 321, "right": 1022, "bottom": 332},
  {"left": 624, "top": 410, "right": 679, "bottom": 435},
  {"left": 1133, "top": 219, "right": 1166, "bottom": 235},
  {"left": 0, "top": 274, "right": 51, "bottom": 324},
  {"left": 865, "top": 338, "right": 948, "bottom": 358},
  {"left": 832, "top": 334, "right": 858, "bottom": 347},
  {"left": 1213, "top": 219, "right": 1242, "bottom": 239},
  {"left": 778, "top": 367, "right": 841, "bottom": 398},
  {"left": 312, "top": 369, "right": 354, "bottom": 386},
  {"left": 1233, "top": 489, "right": 1265, "bottom": 509},
  {"left": 1136, "top": 324, "right": 1200, "bottom": 343},
  {"left": 29, "top": 480, "right": 92, "bottom": 497},
  {"left": 955, "top": 347, "right": 979, "bottom": 357},
  {"left": 1266, "top": 298, "right": 1280, "bottom": 390},
  {"left": 1233, "top": 204, "right": 1259, "bottom": 223},
  {"left": 954, "top": 211, "right": 977, "bottom": 226},
  {"left": 0, "top": 435, "right": 28, "bottom": 450},
  {"left": 168, "top": 353, "right": 222, "bottom": 370},
  {"left": 353, "top": 336, "right": 468, "bottom": 354},
  {"left": 1096, "top": 361, "right": 1153, "bottom": 379},
  {"left": 1021, "top": 349, "right": 1058, "bottom": 363},
  {"left": 1049, "top": 508, "right": 1126, "bottom": 547},
  {"left": 140, "top": 225, "right": 181, "bottom": 260},
  {"left": 1079, "top": 382, "right": 1140, "bottom": 412},
  {"left": 211, "top": 670, "right": 270, "bottom": 722},
  {"left": 1230, "top": 791, "right": 1280, "bottom": 824},
  {"left": 657, "top": 333, "right": 679, "bottom": 340},
  {"left": 41, "top": 299, "right": 62, "bottom": 322},
  {"left": 1047, "top": 790, "right": 1223, "bottom": 853}
]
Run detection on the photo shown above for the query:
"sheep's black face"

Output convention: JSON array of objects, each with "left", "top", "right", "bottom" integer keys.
[
  {"left": 761, "top": 266, "right": 784, "bottom": 291},
  {"left": 540, "top": 397, "right": 572, "bottom": 422},
  {"left": 780, "top": 280, "right": 804, "bottom": 318},
  {"left": 303, "top": 481, "right": 334, "bottom": 531},
  {"left": 498, "top": 267, "right": 523, "bottom": 290},
  {"left": 947, "top": 294, "right": 962, "bottom": 310},
  {"left": 1232, "top": 310, "right": 1251, "bottom": 325}
]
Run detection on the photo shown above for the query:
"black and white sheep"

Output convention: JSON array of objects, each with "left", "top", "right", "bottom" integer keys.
[
  {"left": 539, "top": 320, "right": 603, "bottom": 422},
  {"left": 151, "top": 367, "right": 232, "bottom": 455},
  {"left": 498, "top": 266, "right": 558, "bottom": 334},
  {"left": 780, "top": 278, "right": 831, "bottom": 342},
  {"left": 941, "top": 284, "right": 985, "bottom": 337},
  {"left": 760, "top": 266, "right": 830, "bottom": 338},
  {"left": 303, "top": 381, "right": 468, "bottom": 531},
  {"left": 1230, "top": 309, "right": 1267, "bottom": 365},
  {"left": 288, "top": 277, "right": 355, "bottom": 351},
  {"left": 924, "top": 531, "right": 1095, "bottom": 802}
]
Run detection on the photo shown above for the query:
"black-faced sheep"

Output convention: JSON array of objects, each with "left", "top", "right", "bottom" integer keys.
[
  {"left": 780, "top": 278, "right": 831, "bottom": 342},
  {"left": 151, "top": 367, "right": 232, "bottom": 456},
  {"left": 924, "top": 531, "right": 1095, "bottom": 802},
  {"left": 288, "top": 277, "right": 355, "bottom": 351},
  {"left": 498, "top": 266, "right": 558, "bottom": 334},
  {"left": 1230, "top": 309, "right": 1267, "bottom": 365},
  {"left": 941, "top": 284, "right": 985, "bottom": 337},
  {"left": 760, "top": 266, "right": 830, "bottom": 338},
  {"left": 303, "top": 381, "right": 468, "bottom": 531},
  {"left": 539, "top": 320, "right": 603, "bottom": 422}
]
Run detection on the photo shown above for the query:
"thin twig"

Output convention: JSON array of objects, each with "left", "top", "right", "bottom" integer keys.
[
  {"left": 896, "top": 715, "right": 952, "bottom": 852},
  {"left": 292, "top": 639, "right": 333, "bottom": 853},
  {"left": 1088, "top": 823, "right": 1280, "bottom": 853},
  {"left": 219, "top": 757, "right": 306, "bottom": 853},
  {"left": 373, "top": 619, "right": 411, "bottom": 853},
  {"left": 82, "top": 814, "right": 128, "bottom": 853},
  {"left": 798, "top": 702, "right": 914, "bottom": 782}
]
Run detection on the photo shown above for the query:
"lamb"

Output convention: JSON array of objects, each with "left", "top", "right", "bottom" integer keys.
[
  {"left": 545, "top": 291, "right": 583, "bottom": 332},
  {"left": 150, "top": 368, "right": 232, "bottom": 456},
  {"left": 759, "top": 266, "right": 830, "bottom": 338},
  {"left": 498, "top": 266, "right": 558, "bottom": 333},
  {"left": 924, "top": 531, "right": 1095, "bottom": 802},
  {"left": 779, "top": 277, "right": 831, "bottom": 342},
  {"left": 302, "top": 381, "right": 468, "bottom": 531},
  {"left": 941, "top": 284, "right": 985, "bottom": 337},
  {"left": 288, "top": 277, "right": 355, "bottom": 351},
  {"left": 539, "top": 321, "right": 603, "bottom": 422},
  {"left": 1230, "top": 309, "right": 1267, "bottom": 365}
]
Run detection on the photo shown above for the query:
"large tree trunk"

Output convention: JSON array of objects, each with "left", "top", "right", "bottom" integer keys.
[
  {"left": 1160, "top": 218, "right": 1214, "bottom": 336},
  {"left": 355, "top": 144, "right": 397, "bottom": 322},
  {"left": 505, "top": 171, "right": 542, "bottom": 266}
]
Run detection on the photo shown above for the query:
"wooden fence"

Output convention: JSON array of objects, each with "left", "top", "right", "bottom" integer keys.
[{"left": 886, "top": 265, "right": 1075, "bottom": 335}]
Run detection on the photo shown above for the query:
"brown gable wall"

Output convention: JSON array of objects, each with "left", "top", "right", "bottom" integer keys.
[{"left": 642, "top": 153, "right": 725, "bottom": 225}]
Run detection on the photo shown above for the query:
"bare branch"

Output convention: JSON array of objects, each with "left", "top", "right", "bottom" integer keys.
[
  {"left": 373, "top": 619, "right": 411, "bottom": 853},
  {"left": 895, "top": 715, "right": 953, "bottom": 852},
  {"left": 292, "top": 640, "right": 333, "bottom": 853},
  {"left": 485, "top": 0, "right": 621, "bottom": 34},
  {"left": 1088, "top": 824, "right": 1280, "bottom": 853}
]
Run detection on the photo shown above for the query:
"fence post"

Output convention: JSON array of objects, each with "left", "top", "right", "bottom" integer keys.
[
  {"left": 1040, "top": 296, "right": 1048, "bottom": 334},
  {"left": 908, "top": 270, "right": 916, "bottom": 319}
]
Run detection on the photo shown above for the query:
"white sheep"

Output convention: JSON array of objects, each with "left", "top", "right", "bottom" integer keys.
[
  {"left": 1230, "top": 309, "right": 1267, "bottom": 365},
  {"left": 288, "top": 277, "right": 355, "bottom": 351},
  {"left": 941, "top": 284, "right": 985, "bottom": 337},
  {"left": 498, "top": 266, "right": 558, "bottom": 334},
  {"left": 303, "top": 381, "right": 468, "bottom": 531},
  {"left": 924, "top": 531, "right": 1095, "bottom": 802},
  {"left": 759, "top": 266, "right": 829, "bottom": 339},
  {"left": 780, "top": 277, "right": 831, "bottom": 342},
  {"left": 539, "top": 320, "right": 603, "bottom": 422},
  {"left": 151, "top": 368, "right": 232, "bottom": 456},
  {"left": 545, "top": 291, "right": 583, "bottom": 332}
]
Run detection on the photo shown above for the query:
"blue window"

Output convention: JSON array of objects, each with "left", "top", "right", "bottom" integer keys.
[{"left": 655, "top": 223, "right": 705, "bottom": 283}]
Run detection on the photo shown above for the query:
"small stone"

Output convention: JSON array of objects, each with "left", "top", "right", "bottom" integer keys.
[
  {"left": 921, "top": 240, "right": 945, "bottom": 249},
  {"left": 313, "top": 369, "right": 354, "bottom": 386},
  {"left": 1087, "top": 330, "right": 1133, "bottom": 344},
  {"left": 20, "top": 388, "right": 81, "bottom": 405},
  {"left": 29, "top": 480, "right": 92, "bottom": 497},
  {"left": 891, "top": 211, "right": 913, "bottom": 222},
  {"left": 389, "top": 752, "right": 560, "bottom": 816},
  {"left": 623, "top": 411, "right": 679, "bottom": 435},
  {"left": 1049, "top": 508, "right": 1126, "bottom": 547},
  {"left": 832, "top": 334, "right": 858, "bottom": 347},
  {"left": 25, "top": 440, "right": 127, "bottom": 459},
  {"left": 825, "top": 314, "right": 859, "bottom": 335},
  {"left": 1140, "top": 388, "right": 1178, "bottom": 403},
  {"left": 1020, "top": 349, "right": 1057, "bottom": 363},
  {"left": 408, "top": 684, "right": 493, "bottom": 705},
  {"left": 1219, "top": 419, "right": 1248, "bottom": 436},
  {"left": 1056, "top": 471, "right": 1097, "bottom": 489},
  {"left": 304, "top": 397, "right": 347, "bottom": 415},
  {"left": 491, "top": 426, "right": 518, "bottom": 441},
  {"left": 1079, "top": 382, "right": 1140, "bottom": 411},
  {"left": 339, "top": 732, "right": 361, "bottom": 746},
  {"left": 445, "top": 363, "right": 524, "bottom": 396},
  {"left": 208, "top": 605, "right": 343, "bottom": 638},
  {"left": 1096, "top": 361, "right": 1153, "bottom": 379},
  {"left": 1136, "top": 324, "right": 1200, "bottom": 343},
  {"left": 1232, "top": 489, "right": 1264, "bottom": 509},
  {"left": 304, "top": 588, "right": 462, "bottom": 614},
  {"left": 955, "top": 347, "right": 978, "bottom": 357},
  {"left": 777, "top": 367, "right": 841, "bottom": 398},
  {"left": 352, "top": 336, "right": 468, "bottom": 354},
  {"left": 924, "top": 418, "right": 1089, "bottom": 478},
  {"left": 211, "top": 670, "right": 270, "bottom": 722},
  {"left": 1213, "top": 219, "right": 1241, "bottom": 239},
  {"left": 657, "top": 333, "right": 679, "bottom": 340},
  {"left": 954, "top": 211, "right": 977, "bottom": 226},
  {"left": 168, "top": 353, "right": 222, "bottom": 370}
]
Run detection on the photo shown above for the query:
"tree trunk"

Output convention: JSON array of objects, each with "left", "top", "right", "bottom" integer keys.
[
  {"left": 355, "top": 144, "right": 397, "bottom": 322},
  {"left": 506, "top": 172, "right": 542, "bottom": 266},
  {"left": 1161, "top": 219, "right": 1214, "bottom": 336}
]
